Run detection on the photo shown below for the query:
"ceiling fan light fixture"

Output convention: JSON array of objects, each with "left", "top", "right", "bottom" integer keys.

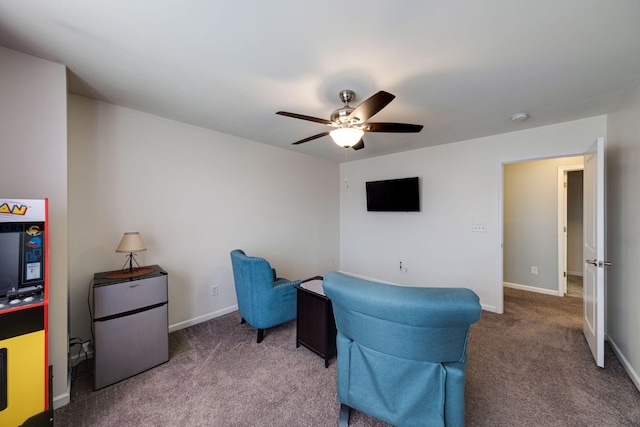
[
  {"left": 278, "top": 90, "right": 421, "bottom": 150},
  {"left": 330, "top": 127, "right": 364, "bottom": 148}
]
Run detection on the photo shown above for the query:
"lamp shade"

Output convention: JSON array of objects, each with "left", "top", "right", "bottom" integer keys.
[
  {"left": 330, "top": 127, "right": 364, "bottom": 148},
  {"left": 115, "top": 232, "right": 147, "bottom": 253}
]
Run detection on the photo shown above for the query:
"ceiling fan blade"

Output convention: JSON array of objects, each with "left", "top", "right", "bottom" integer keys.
[
  {"left": 276, "top": 111, "right": 334, "bottom": 125},
  {"left": 291, "top": 131, "right": 330, "bottom": 145},
  {"left": 348, "top": 91, "right": 395, "bottom": 122},
  {"left": 351, "top": 138, "right": 365, "bottom": 150},
  {"left": 364, "top": 122, "right": 424, "bottom": 133}
]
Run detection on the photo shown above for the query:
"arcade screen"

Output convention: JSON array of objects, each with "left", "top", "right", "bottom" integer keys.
[{"left": 0, "top": 223, "right": 45, "bottom": 299}]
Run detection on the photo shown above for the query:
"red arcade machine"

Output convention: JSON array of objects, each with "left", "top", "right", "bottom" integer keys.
[{"left": 0, "top": 199, "right": 52, "bottom": 426}]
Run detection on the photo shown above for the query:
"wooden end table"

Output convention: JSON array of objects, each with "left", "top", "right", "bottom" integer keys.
[{"left": 295, "top": 277, "right": 337, "bottom": 368}]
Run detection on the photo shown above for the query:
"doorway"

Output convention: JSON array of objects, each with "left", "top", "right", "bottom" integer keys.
[
  {"left": 503, "top": 156, "right": 584, "bottom": 298},
  {"left": 563, "top": 169, "right": 584, "bottom": 298}
]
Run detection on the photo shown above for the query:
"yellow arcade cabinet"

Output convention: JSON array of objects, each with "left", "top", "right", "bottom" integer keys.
[{"left": 0, "top": 199, "right": 52, "bottom": 426}]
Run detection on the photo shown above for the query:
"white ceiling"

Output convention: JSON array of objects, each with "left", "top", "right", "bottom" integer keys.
[{"left": 1, "top": 1, "right": 639, "bottom": 163}]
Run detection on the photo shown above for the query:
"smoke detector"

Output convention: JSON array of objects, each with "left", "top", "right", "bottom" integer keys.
[{"left": 511, "top": 112, "right": 529, "bottom": 122}]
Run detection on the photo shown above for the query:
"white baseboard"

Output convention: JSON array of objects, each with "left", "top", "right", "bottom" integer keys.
[
  {"left": 339, "top": 270, "right": 500, "bottom": 313},
  {"left": 567, "top": 271, "right": 583, "bottom": 277},
  {"left": 169, "top": 304, "right": 238, "bottom": 333},
  {"left": 53, "top": 377, "right": 70, "bottom": 409},
  {"left": 54, "top": 392, "right": 70, "bottom": 409},
  {"left": 335, "top": 270, "right": 399, "bottom": 285},
  {"left": 480, "top": 303, "right": 498, "bottom": 313},
  {"left": 504, "top": 282, "right": 561, "bottom": 296},
  {"left": 57, "top": 349, "right": 93, "bottom": 409},
  {"left": 606, "top": 334, "right": 640, "bottom": 392}
]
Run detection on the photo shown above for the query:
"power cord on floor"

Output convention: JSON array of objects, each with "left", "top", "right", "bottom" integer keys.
[
  {"left": 69, "top": 337, "right": 93, "bottom": 386},
  {"left": 68, "top": 278, "right": 98, "bottom": 387},
  {"left": 88, "top": 278, "right": 95, "bottom": 346}
]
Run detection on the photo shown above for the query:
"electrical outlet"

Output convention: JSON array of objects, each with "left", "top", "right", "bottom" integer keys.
[
  {"left": 211, "top": 285, "right": 219, "bottom": 296},
  {"left": 531, "top": 266, "right": 538, "bottom": 275},
  {"left": 399, "top": 261, "right": 408, "bottom": 274},
  {"left": 472, "top": 224, "right": 488, "bottom": 232}
]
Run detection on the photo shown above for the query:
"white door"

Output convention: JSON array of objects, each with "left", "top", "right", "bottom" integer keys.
[{"left": 583, "top": 137, "right": 606, "bottom": 367}]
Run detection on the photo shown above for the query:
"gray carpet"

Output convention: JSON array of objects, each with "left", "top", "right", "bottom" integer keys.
[
  {"left": 466, "top": 288, "right": 639, "bottom": 426},
  {"left": 56, "top": 288, "right": 640, "bottom": 426},
  {"left": 567, "top": 274, "right": 583, "bottom": 298}
]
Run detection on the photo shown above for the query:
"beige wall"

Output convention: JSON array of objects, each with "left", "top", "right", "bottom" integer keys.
[
  {"left": 606, "top": 78, "right": 640, "bottom": 389},
  {"left": 67, "top": 94, "right": 340, "bottom": 342},
  {"left": 2, "top": 46, "right": 340, "bottom": 408},
  {"left": 0, "top": 46, "right": 69, "bottom": 406},
  {"left": 340, "top": 116, "right": 606, "bottom": 313}
]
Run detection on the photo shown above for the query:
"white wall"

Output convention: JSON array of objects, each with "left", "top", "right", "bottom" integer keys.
[
  {"left": 67, "top": 95, "right": 339, "bottom": 340},
  {"left": 606, "top": 78, "right": 640, "bottom": 389},
  {"left": 503, "top": 156, "right": 583, "bottom": 293},
  {"left": 0, "top": 47, "right": 69, "bottom": 406},
  {"left": 340, "top": 116, "right": 606, "bottom": 313}
]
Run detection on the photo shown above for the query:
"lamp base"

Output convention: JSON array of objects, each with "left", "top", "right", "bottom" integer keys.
[{"left": 103, "top": 266, "right": 155, "bottom": 279}]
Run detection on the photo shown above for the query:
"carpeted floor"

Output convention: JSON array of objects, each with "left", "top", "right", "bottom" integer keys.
[
  {"left": 567, "top": 274, "right": 583, "bottom": 298},
  {"left": 55, "top": 287, "right": 640, "bottom": 426},
  {"left": 466, "top": 287, "right": 639, "bottom": 426}
]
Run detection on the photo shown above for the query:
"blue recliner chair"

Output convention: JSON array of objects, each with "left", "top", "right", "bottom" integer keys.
[
  {"left": 322, "top": 271, "right": 481, "bottom": 427},
  {"left": 230, "top": 249, "right": 301, "bottom": 343}
]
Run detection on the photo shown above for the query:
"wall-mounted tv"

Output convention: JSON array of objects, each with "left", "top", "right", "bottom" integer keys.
[{"left": 366, "top": 177, "right": 420, "bottom": 212}]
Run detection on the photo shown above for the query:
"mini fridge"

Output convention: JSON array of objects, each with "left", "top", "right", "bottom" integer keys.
[{"left": 92, "top": 265, "right": 168, "bottom": 390}]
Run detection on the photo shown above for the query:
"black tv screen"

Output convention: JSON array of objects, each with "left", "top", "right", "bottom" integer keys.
[
  {"left": 0, "top": 232, "right": 20, "bottom": 298},
  {"left": 366, "top": 177, "right": 420, "bottom": 212},
  {"left": 0, "top": 222, "right": 46, "bottom": 299}
]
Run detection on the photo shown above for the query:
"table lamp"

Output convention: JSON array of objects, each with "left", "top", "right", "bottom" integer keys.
[{"left": 116, "top": 232, "right": 146, "bottom": 273}]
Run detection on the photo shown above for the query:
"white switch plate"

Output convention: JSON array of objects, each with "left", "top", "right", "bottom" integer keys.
[{"left": 472, "top": 224, "right": 488, "bottom": 232}]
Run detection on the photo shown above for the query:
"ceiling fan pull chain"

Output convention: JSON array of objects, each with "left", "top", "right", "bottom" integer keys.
[{"left": 344, "top": 149, "right": 349, "bottom": 188}]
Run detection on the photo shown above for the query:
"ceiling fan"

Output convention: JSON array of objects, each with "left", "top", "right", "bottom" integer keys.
[{"left": 276, "top": 90, "right": 423, "bottom": 150}]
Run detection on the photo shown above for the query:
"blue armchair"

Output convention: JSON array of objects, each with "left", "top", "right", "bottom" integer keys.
[
  {"left": 322, "top": 271, "right": 481, "bottom": 427},
  {"left": 230, "top": 249, "right": 301, "bottom": 343}
]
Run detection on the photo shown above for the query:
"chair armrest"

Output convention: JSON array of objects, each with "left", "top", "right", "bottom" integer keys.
[{"left": 273, "top": 278, "right": 302, "bottom": 289}]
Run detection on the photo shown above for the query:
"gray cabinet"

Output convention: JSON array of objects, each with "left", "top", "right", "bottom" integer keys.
[{"left": 92, "top": 265, "right": 168, "bottom": 389}]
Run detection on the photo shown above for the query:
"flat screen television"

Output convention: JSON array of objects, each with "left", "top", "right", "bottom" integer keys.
[{"left": 366, "top": 177, "right": 420, "bottom": 212}]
